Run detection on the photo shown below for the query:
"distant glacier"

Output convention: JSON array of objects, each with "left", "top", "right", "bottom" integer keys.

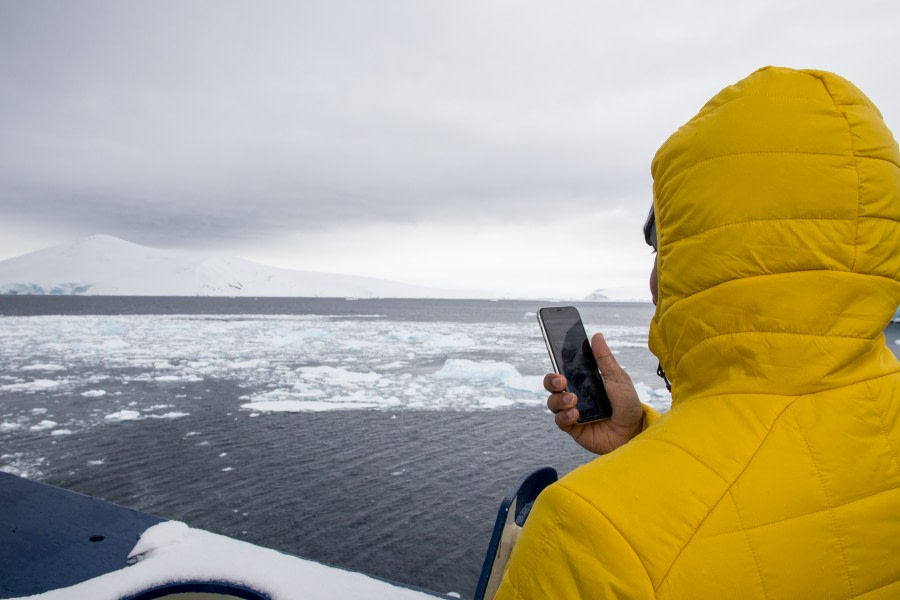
[{"left": 0, "top": 234, "right": 471, "bottom": 299}]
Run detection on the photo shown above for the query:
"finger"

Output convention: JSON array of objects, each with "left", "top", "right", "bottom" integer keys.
[
  {"left": 554, "top": 405, "right": 580, "bottom": 432},
  {"left": 543, "top": 373, "right": 567, "bottom": 393},
  {"left": 547, "top": 391, "right": 576, "bottom": 414},
  {"left": 590, "top": 333, "right": 632, "bottom": 385}
]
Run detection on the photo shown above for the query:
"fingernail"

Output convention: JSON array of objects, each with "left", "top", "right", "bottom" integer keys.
[
  {"left": 566, "top": 408, "right": 578, "bottom": 420},
  {"left": 552, "top": 377, "right": 563, "bottom": 389}
]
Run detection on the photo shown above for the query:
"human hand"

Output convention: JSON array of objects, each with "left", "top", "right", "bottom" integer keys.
[{"left": 545, "top": 332, "right": 644, "bottom": 455}]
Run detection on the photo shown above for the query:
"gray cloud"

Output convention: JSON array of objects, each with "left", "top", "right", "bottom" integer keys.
[{"left": 2, "top": 0, "right": 899, "bottom": 260}]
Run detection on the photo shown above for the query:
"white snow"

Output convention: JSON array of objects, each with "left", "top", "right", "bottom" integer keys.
[
  {"left": 0, "top": 234, "right": 468, "bottom": 299},
  {"left": 17, "top": 520, "right": 445, "bottom": 600}
]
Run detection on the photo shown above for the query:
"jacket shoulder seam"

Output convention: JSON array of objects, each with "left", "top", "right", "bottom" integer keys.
[
  {"left": 633, "top": 437, "right": 730, "bottom": 483},
  {"left": 700, "top": 483, "right": 900, "bottom": 539},
  {"left": 787, "top": 410, "right": 856, "bottom": 596},
  {"left": 553, "top": 482, "right": 656, "bottom": 590},
  {"left": 655, "top": 395, "right": 800, "bottom": 592},
  {"left": 727, "top": 486, "right": 769, "bottom": 598},
  {"left": 864, "top": 380, "right": 900, "bottom": 474}
]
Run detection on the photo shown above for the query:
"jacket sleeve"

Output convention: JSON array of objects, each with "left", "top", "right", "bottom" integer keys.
[{"left": 493, "top": 482, "right": 654, "bottom": 600}]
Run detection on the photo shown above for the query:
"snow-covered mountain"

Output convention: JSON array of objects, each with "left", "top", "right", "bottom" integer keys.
[{"left": 0, "top": 235, "right": 467, "bottom": 298}]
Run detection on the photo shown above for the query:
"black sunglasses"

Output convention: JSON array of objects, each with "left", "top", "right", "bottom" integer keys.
[{"left": 643, "top": 205, "right": 657, "bottom": 251}]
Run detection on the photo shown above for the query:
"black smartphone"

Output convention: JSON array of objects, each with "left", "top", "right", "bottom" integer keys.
[{"left": 537, "top": 306, "right": 612, "bottom": 423}]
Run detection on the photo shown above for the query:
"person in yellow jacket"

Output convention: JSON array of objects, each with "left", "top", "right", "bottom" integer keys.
[{"left": 494, "top": 66, "right": 900, "bottom": 599}]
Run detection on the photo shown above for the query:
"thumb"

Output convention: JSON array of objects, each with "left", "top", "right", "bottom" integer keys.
[
  {"left": 590, "top": 332, "right": 630, "bottom": 385},
  {"left": 590, "top": 332, "right": 642, "bottom": 431}
]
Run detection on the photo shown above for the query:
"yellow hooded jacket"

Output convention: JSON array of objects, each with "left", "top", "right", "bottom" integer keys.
[{"left": 494, "top": 67, "right": 900, "bottom": 599}]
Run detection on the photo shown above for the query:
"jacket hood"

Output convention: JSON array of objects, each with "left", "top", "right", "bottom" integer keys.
[{"left": 648, "top": 66, "right": 900, "bottom": 402}]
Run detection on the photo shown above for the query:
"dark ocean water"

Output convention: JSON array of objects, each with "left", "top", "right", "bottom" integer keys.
[
  {"left": 1, "top": 297, "right": 660, "bottom": 598},
  {"left": 1, "top": 297, "right": 898, "bottom": 598}
]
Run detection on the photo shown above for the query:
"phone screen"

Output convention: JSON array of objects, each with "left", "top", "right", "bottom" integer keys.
[{"left": 538, "top": 306, "right": 612, "bottom": 422}]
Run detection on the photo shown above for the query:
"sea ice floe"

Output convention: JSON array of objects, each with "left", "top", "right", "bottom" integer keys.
[
  {"left": 377, "top": 361, "right": 406, "bottom": 370},
  {"left": 20, "top": 363, "right": 67, "bottom": 372},
  {"left": 229, "top": 359, "right": 269, "bottom": 369},
  {"left": 606, "top": 339, "right": 653, "bottom": 349},
  {"left": 389, "top": 330, "right": 475, "bottom": 350},
  {"left": 477, "top": 397, "right": 519, "bottom": 409},
  {"left": 2, "top": 379, "right": 63, "bottom": 393},
  {"left": 29, "top": 420, "right": 58, "bottom": 431},
  {"left": 242, "top": 400, "right": 383, "bottom": 413},
  {"left": 154, "top": 375, "right": 204, "bottom": 382},
  {"left": 0, "top": 312, "right": 674, "bottom": 436},
  {"left": 0, "top": 453, "right": 46, "bottom": 479},
  {"left": 297, "top": 365, "right": 382, "bottom": 383},
  {"left": 104, "top": 410, "right": 142, "bottom": 422},
  {"left": 103, "top": 409, "right": 190, "bottom": 422},
  {"left": 433, "top": 359, "right": 542, "bottom": 393},
  {"left": 151, "top": 412, "right": 190, "bottom": 419},
  {"left": 634, "top": 381, "right": 673, "bottom": 412}
]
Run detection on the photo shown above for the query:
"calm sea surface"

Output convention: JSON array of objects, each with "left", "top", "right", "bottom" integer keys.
[{"left": 1, "top": 296, "right": 898, "bottom": 598}]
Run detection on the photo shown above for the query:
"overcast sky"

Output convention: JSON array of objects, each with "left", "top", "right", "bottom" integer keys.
[{"left": 2, "top": 0, "right": 899, "bottom": 299}]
